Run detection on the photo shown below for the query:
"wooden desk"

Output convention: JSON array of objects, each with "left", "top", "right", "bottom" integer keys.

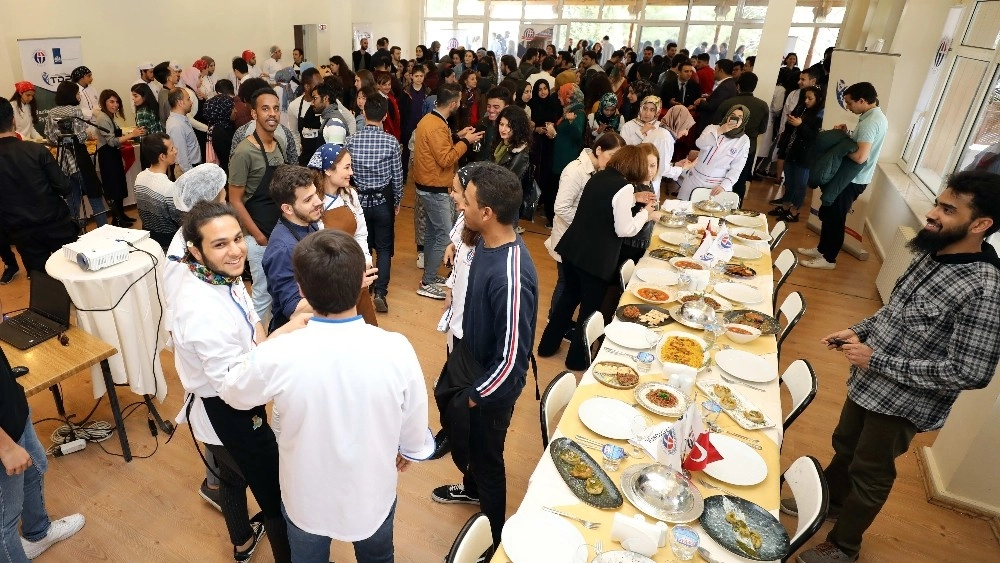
[{"left": 2, "top": 326, "right": 137, "bottom": 462}]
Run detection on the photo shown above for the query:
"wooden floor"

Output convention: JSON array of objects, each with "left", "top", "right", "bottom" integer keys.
[{"left": 5, "top": 179, "right": 1000, "bottom": 562}]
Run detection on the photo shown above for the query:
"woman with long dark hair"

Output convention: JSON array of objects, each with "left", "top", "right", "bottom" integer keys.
[
  {"left": 772, "top": 86, "right": 825, "bottom": 221},
  {"left": 45, "top": 81, "right": 109, "bottom": 225},
  {"left": 329, "top": 55, "right": 357, "bottom": 105},
  {"left": 94, "top": 89, "right": 144, "bottom": 226},
  {"left": 547, "top": 84, "right": 586, "bottom": 227},
  {"left": 584, "top": 73, "right": 614, "bottom": 115},
  {"left": 492, "top": 106, "right": 533, "bottom": 232},
  {"left": 131, "top": 83, "right": 163, "bottom": 135},
  {"left": 528, "top": 79, "right": 561, "bottom": 223},
  {"left": 10, "top": 82, "right": 42, "bottom": 140},
  {"left": 415, "top": 44, "right": 429, "bottom": 64},
  {"left": 537, "top": 145, "right": 661, "bottom": 369},
  {"left": 457, "top": 69, "right": 482, "bottom": 129}
]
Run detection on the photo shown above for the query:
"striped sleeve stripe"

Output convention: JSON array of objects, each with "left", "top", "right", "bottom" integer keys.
[{"left": 477, "top": 246, "right": 521, "bottom": 397}]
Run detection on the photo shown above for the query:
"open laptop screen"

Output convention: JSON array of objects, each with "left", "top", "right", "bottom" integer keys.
[{"left": 28, "top": 271, "right": 71, "bottom": 327}]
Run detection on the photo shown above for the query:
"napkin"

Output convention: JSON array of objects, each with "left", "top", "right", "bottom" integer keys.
[{"left": 692, "top": 225, "right": 735, "bottom": 268}]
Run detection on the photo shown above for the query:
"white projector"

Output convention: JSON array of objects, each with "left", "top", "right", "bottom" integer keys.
[{"left": 62, "top": 239, "right": 131, "bottom": 271}]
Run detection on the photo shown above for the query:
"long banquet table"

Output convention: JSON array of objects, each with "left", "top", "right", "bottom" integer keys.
[{"left": 495, "top": 200, "right": 785, "bottom": 562}]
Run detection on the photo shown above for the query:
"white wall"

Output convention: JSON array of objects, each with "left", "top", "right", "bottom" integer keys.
[{"left": 0, "top": 0, "right": 417, "bottom": 120}]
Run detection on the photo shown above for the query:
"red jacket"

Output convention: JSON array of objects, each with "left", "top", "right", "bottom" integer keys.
[
  {"left": 697, "top": 66, "right": 715, "bottom": 96},
  {"left": 383, "top": 93, "right": 401, "bottom": 141}
]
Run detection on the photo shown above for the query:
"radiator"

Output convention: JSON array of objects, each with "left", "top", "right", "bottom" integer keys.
[{"left": 875, "top": 226, "right": 916, "bottom": 304}]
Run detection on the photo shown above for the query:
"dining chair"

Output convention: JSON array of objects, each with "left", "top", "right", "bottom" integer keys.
[
  {"left": 780, "top": 456, "right": 830, "bottom": 561},
  {"left": 444, "top": 512, "right": 493, "bottom": 563},
  {"left": 582, "top": 310, "right": 605, "bottom": 366},
  {"left": 714, "top": 191, "right": 741, "bottom": 209},
  {"left": 780, "top": 359, "right": 818, "bottom": 431},
  {"left": 776, "top": 291, "right": 806, "bottom": 362},
  {"left": 540, "top": 371, "right": 578, "bottom": 449},
  {"left": 772, "top": 249, "right": 798, "bottom": 310},
  {"left": 770, "top": 220, "right": 788, "bottom": 251},
  {"left": 619, "top": 259, "right": 635, "bottom": 292},
  {"left": 689, "top": 187, "right": 711, "bottom": 203}
]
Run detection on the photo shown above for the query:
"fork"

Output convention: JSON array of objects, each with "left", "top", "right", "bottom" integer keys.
[
  {"left": 697, "top": 477, "right": 737, "bottom": 497},
  {"left": 600, "top": 346, "right": 636, "bottom": 358},
  {"left": 720, "top": 374, "right": 766, "bottom": 393},
  {"left": 595, "top": 539, "right": 604, "bottom": 555},
  {"left": 542, "top": 506, "right": 601, "bottom": 529}
]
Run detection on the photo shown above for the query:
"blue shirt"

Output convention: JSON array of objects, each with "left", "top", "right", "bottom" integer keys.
[
  {"left": 851, "top": 106, "right": 887, "bottom": 185},
  {"left": 262, "top": 219, "right": 318, "bottom": 322},
  {"left": 345, "top": 125, "right": 404, "bottom": 208},
  {"left": 165, "top": 112, "right": 200, "bottom": 173}
]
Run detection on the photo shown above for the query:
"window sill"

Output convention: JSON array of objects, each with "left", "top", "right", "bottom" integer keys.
[{"left": 878, "top": 161, "right": 934, "bottom": 222}]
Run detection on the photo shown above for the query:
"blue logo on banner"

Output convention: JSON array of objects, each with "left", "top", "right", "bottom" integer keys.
[
  {"left": 52, "top": 48, "right": 63, "bottom": 64},
  {"left": 33, "top": 50, "right": 46, "bottom": 65},
  {"left": 836, "top": 79, "right": 848, "bottom": 110}
]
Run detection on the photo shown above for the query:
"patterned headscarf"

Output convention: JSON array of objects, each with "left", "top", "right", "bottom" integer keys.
[
  {"left": 661, "top": 105, "right": 695, "bottom": 138},
  {"left": 593, "top": 92, "right": 621, "bottom": 131},
  {"left": 722, "top": 104, "right": 750, "bottom": 139},
  {"left": 14, "top": 81, "right": 34, "bottom": 94},
  {"left": 636, "top": 95, "right": 662, "bottom": 124},
  {"left": 307, "top": 143, "right": 345, "bottom": 171},
  {"left": 71, "top": 66, "right": 91, "bottom": 82},
  {"left": 192, "top": 59, "right": 208, "bottom": 71},
  {"left": 558, "top": 83, "right": 583, "bottom": 108}
]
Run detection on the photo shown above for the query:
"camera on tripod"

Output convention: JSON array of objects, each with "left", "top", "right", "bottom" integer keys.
[{"left": 56, "top": 118, "right": 77, "bottom": 145}]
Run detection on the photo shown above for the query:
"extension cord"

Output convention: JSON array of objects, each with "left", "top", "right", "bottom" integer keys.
[{"left": 54, "top": 438, "right": 87, "bottom": 457}]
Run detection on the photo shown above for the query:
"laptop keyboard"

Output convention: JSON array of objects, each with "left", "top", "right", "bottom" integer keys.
[{"left": 6, "top": 315, "right": 55, "bottom": 339}]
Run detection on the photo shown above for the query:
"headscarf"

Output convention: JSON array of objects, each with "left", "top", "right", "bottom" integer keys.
[
  {"left": 661, "top": 105, "right": 695, "bottom": 138},
  {"left": 180, "top": 68, "right": 202, "bottom": 93},
  {"left": 307, "top": 143, "right": 345, "bottom": 171},
  {"left": 70, "top": 66, "right": 91, "bottom": 82},
  {"left": 555, "top": 69, "right": 578, "bottom": 90},
  {"left": 192, "top": 59, "right": 208, "bottom": 71},
  {"left": 721, "top": 104, "right": 750, "bottom": 139},
  {"left": 528, "top": 80, "right": 561, "bottom": 125},
  {"left": 558, "top": 83, "right": 583, "bottom": 108},
  {"left": 242, "top": 50, "right": 256, "bottom": 63},
  {"left": 593, "top": 92, "right": 621, "bottom": 131},
  {"left": 636, "top": 95, "right": 662, "bottom": 124},
  {"left": 174, "top": 163, "right": 227, "bottom": 212},
  {"left": 14, "top": 81, "right": 34, "bottom": 94}
]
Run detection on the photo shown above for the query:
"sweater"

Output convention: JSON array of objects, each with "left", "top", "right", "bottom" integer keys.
[
  {"left": 0, "top": 137, "right": 72, "bottom": 234},
  {"left": 413, "top": 111, "right": 468, "bottom": 191},
  {"left": 552, "top": 105, "right": 586, "bottom": 178}
]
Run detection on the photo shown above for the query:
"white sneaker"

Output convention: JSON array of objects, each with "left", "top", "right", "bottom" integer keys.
[
  {"left": 797, "top": 247, "right": 823, "bottom": 259},
  {"left": 21, "top": 514, "right": 86, "bottom": 559},
  {"left": 416, "top": 252, "right": 425, "bottom": 269},
  {"left": 802, "top": 257, "right": 836, "bottom": 269}
]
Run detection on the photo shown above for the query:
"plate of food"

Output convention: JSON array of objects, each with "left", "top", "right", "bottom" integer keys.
[
  {"left": 578, "top": 397, "right": 641, "bottom": 440},
  {"left": 604, "top": 321, "right": 658, "bottom": 349},
  {"left": 730, "top": 209, "right": 762, "bottom": 217},
  {"left": 732, "top": 229, "right": 771, "bottom": 244},
  {"left": 649, "top": 248, "right": 684, "bottom": 261},
  {"left": 658, "top": 332, "right": 709, "bottom": 370},
  {"left": 632, "top": 285, "right": 674, "bottom": 304},
  {"left": 634, "top": 382, "right": 688, "bottom": 417},
  {"left": 669, "top": 257, "right": 706, "bottom": 272},
  {"left": 635, "top": 268, "right": 678, "bottom": 286},
  {"left": 700, "top": 495, "right": 789, "bottom": 561},
  {"left": 658, "top": 231, "right": 689, "bottom": 246},
  {"left": 723, "top": 263, "right": 757, "bottom": 279},
  {"left": 615, "top": 304, "right": 673, "bottom": 328},
  {"left": 730, "top": 245, "right": 763, "bottom": 261},
  {"left": 547, "top": 438, "right": 624, "bottom": 509},
  {"left": 713, "top": 283, "right": 764, "bottom": 305},
  {"left": 704, "top": 434, "right": 768, "bottom": 486},
  {"left": 502, "top": 509, "right": 588, "bottom": 563},
  {"left": 724, "top": 214, "right": 765, "bottom": 228},
  {"left": 592, "top": 361, "right": 641, "bottom": 389},
  {"left": 677, "top": 292, "right": 731, "bottom": 312},
  {"left": 723, "top": 310, "right": 780, "bottom": 335},
  {"left": 696, "top": 380, "right": 776, "bottom": 430}
]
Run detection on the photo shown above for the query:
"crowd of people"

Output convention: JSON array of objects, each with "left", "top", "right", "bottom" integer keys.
[{"left": 1, "top": 28, "right": 998, "bottom": 563}]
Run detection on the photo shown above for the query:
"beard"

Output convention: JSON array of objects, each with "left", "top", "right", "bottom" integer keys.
[{"left": 907, "top": 220, "right": 969, "bottom": 254}]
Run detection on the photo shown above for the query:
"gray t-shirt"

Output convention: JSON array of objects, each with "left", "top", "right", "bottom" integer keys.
[{"left": 228, "top": 139, "right": 283, "bottom": 198}]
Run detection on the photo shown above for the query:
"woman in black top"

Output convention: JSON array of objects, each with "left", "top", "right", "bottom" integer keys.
[
  {"left": 493, "top": 106, "right": 533, "bottom": 231},
  {"left": 618, "top": 142, "right": 660, "bottom": 264},
  {"left": 528, "top": 80, "right": 561, "bottom": 220},
  {"left": 537, "top": 145, "right": 662, "bottom": 370}
]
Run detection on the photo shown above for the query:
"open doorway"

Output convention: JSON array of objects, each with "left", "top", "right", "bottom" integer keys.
[{"left": 294, "top": 24, "right": 321, "bottom": 66}]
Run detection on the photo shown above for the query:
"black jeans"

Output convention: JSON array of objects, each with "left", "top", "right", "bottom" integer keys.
[
  {"left": 824, "top": 398, "right": 918, "bottom": 558},
  {"left": 732, "top": 149, "right": 755, "bottom": 204},
  {"left": 9, "top": 220, "right": 79, "bottom": 274},
  {"left": 817, "top": 182, "right": 866, "bottom": 263},
  {"left": 363, "top": 200, "right": 395, "bottom": 297},
  {"left": 538, "top": 261, "right": 610, "bottom": 370},
  {"left": 0, "top": 230, "right": 18, "bottom": 270},
  {"left": 461, "top": 404, "right": 515, "bottom": 546}
]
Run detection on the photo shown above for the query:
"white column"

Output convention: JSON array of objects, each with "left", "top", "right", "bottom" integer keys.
[{"left": 751, "top": 0, "right": 796, "bottom": 109}]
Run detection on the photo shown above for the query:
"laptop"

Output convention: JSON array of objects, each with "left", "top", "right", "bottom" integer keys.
[{"left": 0, "top": 271, "right": 71, "bottom": 350}]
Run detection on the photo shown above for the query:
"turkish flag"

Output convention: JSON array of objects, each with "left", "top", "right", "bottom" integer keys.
[{"left": 682, "top": 431, "right": 724, "bottom": 472}]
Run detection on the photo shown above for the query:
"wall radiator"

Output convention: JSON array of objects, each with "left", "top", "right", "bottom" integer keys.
[{"left": 875, "top": 226, "right": 916, "bottom": 304}]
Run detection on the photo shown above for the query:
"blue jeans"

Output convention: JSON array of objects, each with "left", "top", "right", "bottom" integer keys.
[
  {"left": 416, "top": 190, "right": 454, "bottom": 286},
  {"left": 245, "top": 237, "right": 271, "bottom": 325},
  {"left": 283, "top": 499, "right": 396, "bottom": 563},
  {"left": 0, "top": 413, "right": 51, "bottom": 563},
  {"left": 66, "top": 173, "right": 109, "bottom": 226},
  {"left": 362, "top": 201, "right": 395, "bottom": 297},
  {"left": 783, "top": 161, "right": 811, "bottom": 209}
]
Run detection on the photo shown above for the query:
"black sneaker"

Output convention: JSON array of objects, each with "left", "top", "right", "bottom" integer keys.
[
  {"left": 198, "top": 479, "right": 222, "bottom": 512},
  {"left": 234, "top": 513, "right": 267, "bottom": 562},
  {"left": 0, "top": 265, "right": 19, "bottom": 285},
  {"left": 781, "top": 211, "right": 800, "bottom": 223},
  {"left": 768, "top": 197, "right": 785, "bottom": 206},
  {"left": 431, "top": 484, "right": 480, "bottom": 505},
  {"left": 767, "top": 206, "right": 788, "bottom": 217},
  {"left": 373, "top": 293, "right": 388, "bottom": 313}
]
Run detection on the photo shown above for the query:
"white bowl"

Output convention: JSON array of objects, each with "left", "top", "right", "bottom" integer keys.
[{"left": 724, "top": 323, "right": 762, "bottom": 344}]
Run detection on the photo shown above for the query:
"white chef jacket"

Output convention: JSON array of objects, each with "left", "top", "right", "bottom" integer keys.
[
  {"left": 678, "top": 125, "right": 751, "bottom": 200},
  {"left": 261, "top": 58, "right": 282, "bottom": 84},
  {"left": 221, "top": 317, "right": 435, "bottom": 541},
  {"left": 168, "top": 265, "right": 260, "bottom": 446},
  {"left": 620, "top": 120, "right": 685, "bottom": 185},
  {"left": 13, "top": 103, "right": 42, "bottom": 140}
]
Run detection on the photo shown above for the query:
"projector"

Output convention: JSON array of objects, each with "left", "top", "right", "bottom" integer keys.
[{"left": 62, "top": 239, "right": 131, "bottom": 271}]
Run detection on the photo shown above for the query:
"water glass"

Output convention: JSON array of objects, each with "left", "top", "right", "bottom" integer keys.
[
  {"left": 671, "top": 525, "right": 700, "bottom": 560},
  {"left": 602, "top": 443, "right": 626, "bottom": 471},
  {"left": 629, "top": 415, "right": 651, "bottom": 458}
]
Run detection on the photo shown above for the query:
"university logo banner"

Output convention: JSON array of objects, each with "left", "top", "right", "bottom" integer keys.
[{"left": 17, "top": 37, "right": 83, "bottom": 93}]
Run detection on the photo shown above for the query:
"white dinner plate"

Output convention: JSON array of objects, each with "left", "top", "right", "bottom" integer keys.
[
  {"left": 635, "top": 268, "right": 679, "bottom": 286},
  {"left": 731, "top": 245, "right": 763, "bottom": 260},
  {"left": 604, "top": 321, "right": 657, "bottom": 349},
  {"left": 714, "top": 282, "right": 765, "bottom": 305},
  {"left": 732, "top": 228, "right": 772, "bottom": 243},
  {"left": 502, "top": 510, "right": 586, "bottom": 563},
  {"left": 714, "top": 349, "right": 775, "bottom": 383},
  {"left": 725, "top": 214, "right": 766, "bottom": 228},
  {"left": 658, "top": 231, "right": 689, "bottom": 246},
  {"left": 578, "top": 397, "right": 641, "bottom": 439},
  {"left": 704, "top": 434, "right": 768, "bottom": 486}
]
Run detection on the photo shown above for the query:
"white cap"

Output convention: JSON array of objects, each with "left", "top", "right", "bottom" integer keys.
[
  {"left": 138, "top": 62, "right": 154, "bottom": 71},
  {"left": 174, "top": 163, "right": 227, "bottom": 212}
]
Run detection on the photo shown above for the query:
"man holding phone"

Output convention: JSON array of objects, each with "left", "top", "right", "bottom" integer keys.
[{"left": 469, "top": 87, "right": 510, "bottom": 163}]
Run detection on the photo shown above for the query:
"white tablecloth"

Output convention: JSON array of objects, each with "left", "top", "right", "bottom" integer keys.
[
  {"left": 509, "top": 201, "right": 783, "bottom": 562},
  {"left": 46, "top": 236, "right": 168, "bottom": 401}
]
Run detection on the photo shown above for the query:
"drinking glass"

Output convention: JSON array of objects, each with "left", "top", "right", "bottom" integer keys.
[
  {"left": 644, "top": 328, "right": 660, "bottom": 353},
  {"left": 671, "top": 525, "right": 700, "bottom": 560},
  {"left": 629, "top": 415, "right": 651, "bottom": 458}
]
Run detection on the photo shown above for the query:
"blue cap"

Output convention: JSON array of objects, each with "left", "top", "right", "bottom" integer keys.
[{"left": 307, "top": 143, "right": 345, "bottom": 170}]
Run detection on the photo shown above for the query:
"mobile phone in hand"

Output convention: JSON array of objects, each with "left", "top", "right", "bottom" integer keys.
[{"left": 828, "top": 338, "right": 847, "bottom": 347}]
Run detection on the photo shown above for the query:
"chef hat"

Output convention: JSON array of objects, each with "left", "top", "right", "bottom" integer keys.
[
  {"left": 174, "top": 163, "right": 227, "bottom": 212},
  {"left": 242, "top": 50, "right": 256, "bottom": 63},
  {"left": 269, "top": 45, "right": 281, "bottom": 56},
  {"left": 71, "top": 66, "right": 91, "bottom": 82}
]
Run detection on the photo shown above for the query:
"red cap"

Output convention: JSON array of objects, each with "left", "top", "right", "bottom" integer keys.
[{"left": 242, "top": 50, "right": 255, "bottom": 63}]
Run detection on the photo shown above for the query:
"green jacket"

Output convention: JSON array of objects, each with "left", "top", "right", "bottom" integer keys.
[
  {"left": 552, "top": 103, "right": 586, "bottom": 176},
  {"left": 806, "top": 129, "right": 865, "bottom": 206}
]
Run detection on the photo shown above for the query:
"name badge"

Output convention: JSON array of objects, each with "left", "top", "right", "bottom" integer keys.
[{"left": 302, "top": 128, "right": 319, "bottom": 139}]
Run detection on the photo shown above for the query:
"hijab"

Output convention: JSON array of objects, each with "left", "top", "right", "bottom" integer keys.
[
  {"left": 721, "top": 104, "right": 750, "bottom": 139},
  {"left": 180, "top": 67, "right": 202, "bottom": 93},
  {"left": 593, "top": 92, "right": 621, "bottom": 131},
  {"left": 529, "top": 80, "right": 561, "bottom": 125},
  {"left": 661, "top": 105, "right": 695, "bottom": 138},
  {"left": 558, "top": 84, "right": 583, "bottom": 109},
  {"left": 635, "top": 95, "right": 662, "bottom": 124}
]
